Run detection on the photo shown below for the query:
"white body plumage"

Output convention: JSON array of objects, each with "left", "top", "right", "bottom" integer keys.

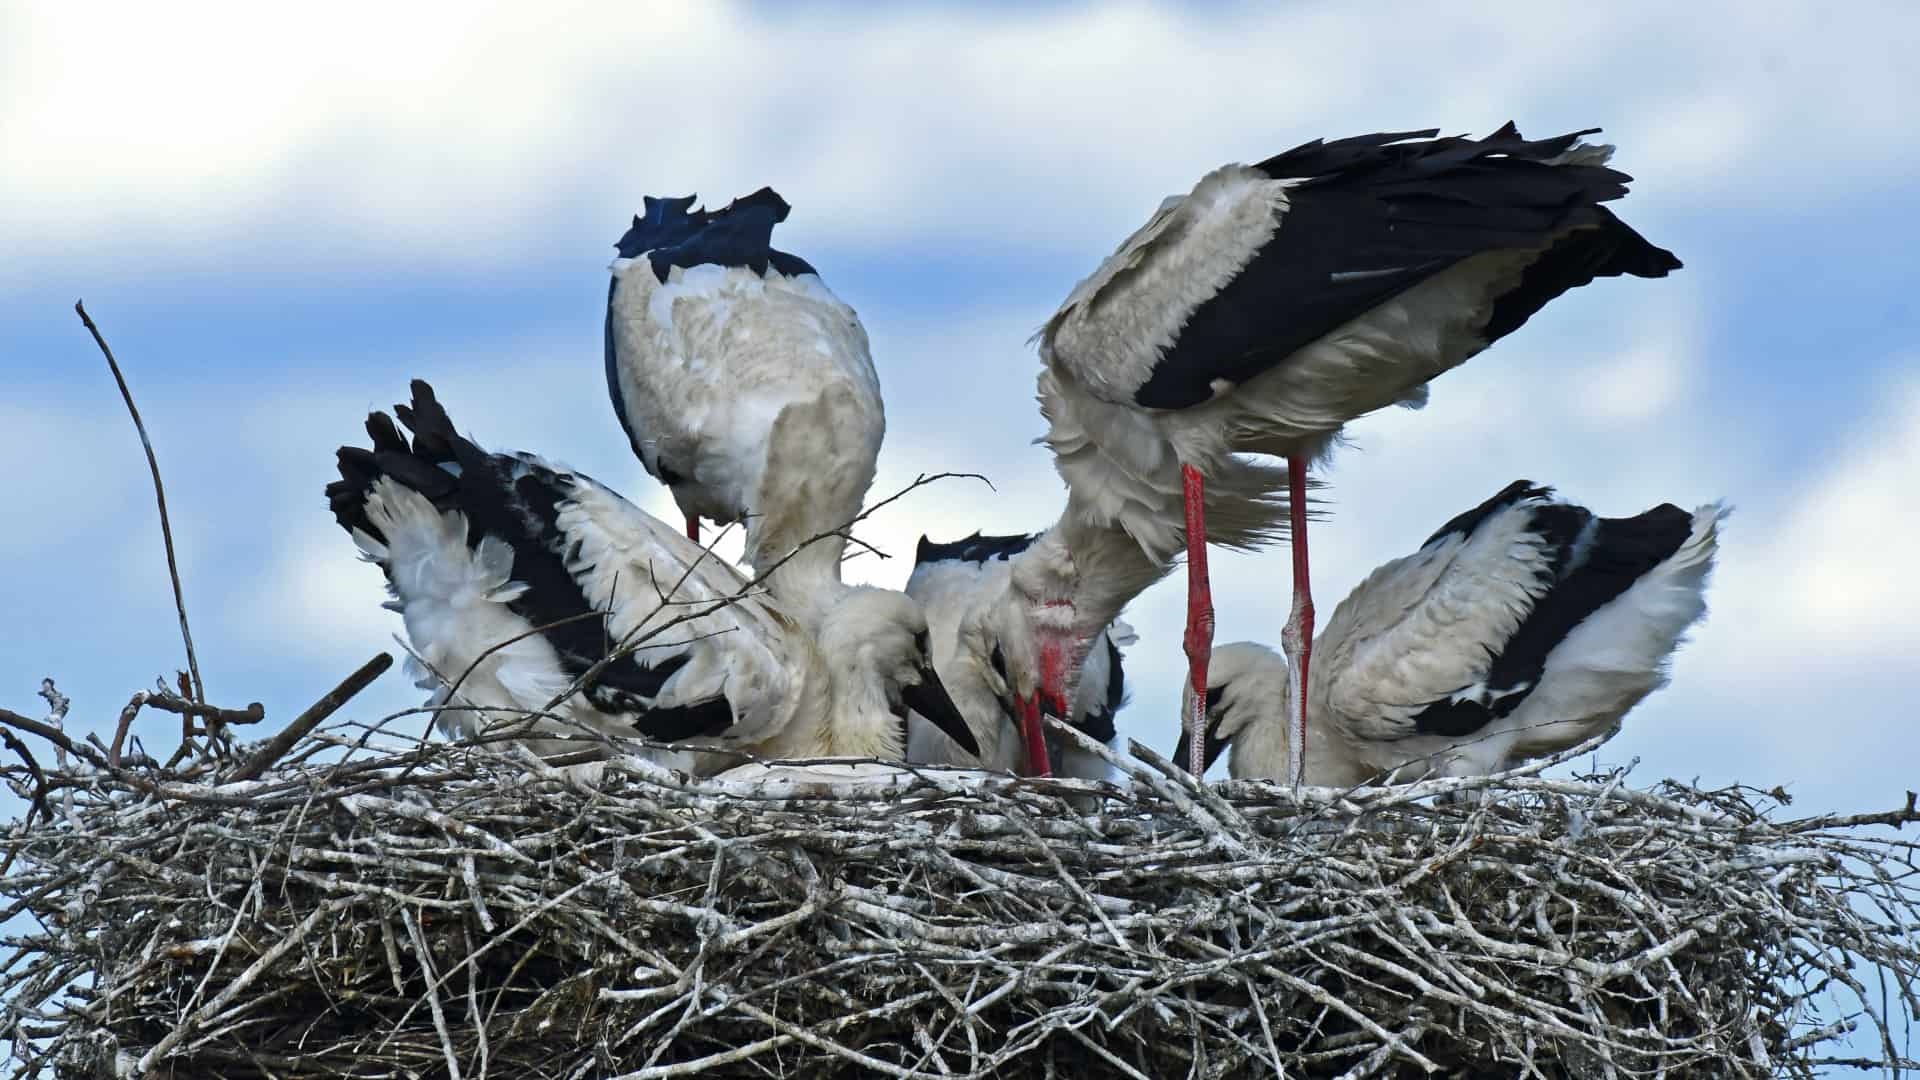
[
  {"left": 1036, "top": 131, "right": 1675, "bottom": 562},
  {"left": 604, "top": 189, "right": 883, "bottom": 616},
  {"left": 1188, "top": 485, "right": 1727, "bottom": 784},
  {"left": 329, "top": 382, "right": 975, "bottom": 774}
]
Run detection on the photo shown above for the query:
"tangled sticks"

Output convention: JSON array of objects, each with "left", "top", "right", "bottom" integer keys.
[{"left": 2, "top": 710, "right": 1918, "bottom": 1078}]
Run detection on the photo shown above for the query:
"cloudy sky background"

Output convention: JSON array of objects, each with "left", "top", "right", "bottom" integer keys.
[
  {"left": 4, "top": 0, "right": 1918, "bottom": 972},
  {"left": 3, "top": 0, "right": 1917, "bottom": 1065}
]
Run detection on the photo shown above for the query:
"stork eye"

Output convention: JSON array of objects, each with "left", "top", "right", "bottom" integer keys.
[{"left": 985, "top": 642, "right": 1011, "bottom": 699}]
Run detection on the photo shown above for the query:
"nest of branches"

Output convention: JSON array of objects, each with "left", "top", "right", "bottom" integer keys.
[{"left": 4, "top": 673, "right": 1920, "bottom": 1080}]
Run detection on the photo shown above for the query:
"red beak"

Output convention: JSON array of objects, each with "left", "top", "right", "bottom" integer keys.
[{"left": 1016, "top": 694, "right": 1053, "bottom": 778}]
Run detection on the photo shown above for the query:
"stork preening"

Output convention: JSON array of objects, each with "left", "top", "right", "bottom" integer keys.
[
  {"left": 604, "top": 186, "right": 884, "bottom": 623},
  {"left": 326, "top": 380, "right": 978, "bottom": 772},
  {"left": 1036, "top": 124, "right": 1682, "bottom": 785},
  {"left": 906, "top": 531, "right": 1134, "bottom": 777},
  {"left": 1179, "top": 481, "right": 1725, "bottom": 785}
]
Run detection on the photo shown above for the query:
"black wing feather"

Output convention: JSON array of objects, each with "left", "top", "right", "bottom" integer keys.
[
  {"left": 329, "top": 380, "right": 697, "bottom": 714},
  {"left": 631, "top": 696, "right": 736, "bottom": 741},
  {"left": 1409, "top": 490, "right": 1695, "bottom": 737},
  {"left": 1420, "top": 479, "right": 1553, "bottom": 550},
  {"left": 912, "top": 531, "right": 1041, "bottom": 567},
  {"left": 610, "top": 186, "right": 818, "bottom": 285},
  {"left": 1073, "top": 631, "right": 1128, "bottom": 745},
  {"left": 1133, "top": 125, "right": 1682, "bottom": 410}
]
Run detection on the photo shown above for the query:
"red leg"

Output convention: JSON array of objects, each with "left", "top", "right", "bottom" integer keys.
[
  {"left": 1281, "top": 456, "right": 1315, "bottom": 788},
  {"left": 1017, "top": 693, "right": 1052, "bottom": 778},
  {"left": 685, "top": 514, "right": 700, "bottom": 543},
  {"left": 1180, "top": 464, "right": 1214, "bottom": 777}
]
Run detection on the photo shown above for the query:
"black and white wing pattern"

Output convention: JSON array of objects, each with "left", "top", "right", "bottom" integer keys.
[
  {"left": 1315, "top": 480, "right": 1724, "bottom": 772},
  {"left": 603, "top": 188, "right": 883, "bottom": 555},
  {"left": 327, "top": 380, "right": 818, "bottom": 764},
  {"left": 1043, "top": 124, "right": 1681, "bottom": 415}
]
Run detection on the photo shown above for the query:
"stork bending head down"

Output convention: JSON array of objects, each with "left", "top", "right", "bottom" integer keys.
[
  {"left": 925, "top": 506, "right": 1185, "bottom": 777},
  {"left": 1036, "top": 124, "right": 1681, "bottom": 786},
  {"left": 901, "top": 529, "right": 1137, "bottom": 778}
]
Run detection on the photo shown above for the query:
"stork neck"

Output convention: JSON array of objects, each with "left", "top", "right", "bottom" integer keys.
[
  {"left": 750, "top": 529, "right": 850, "bottom": 627},
  {"left": 1041, "top": 500, "right": 1173, "bottom": 638},
  {"left": 1011, "top": 509, "right": 1169, "bottom": 716}
]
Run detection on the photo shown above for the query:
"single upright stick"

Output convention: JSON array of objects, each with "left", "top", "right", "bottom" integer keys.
[{"left": 75, "top": 300, "right": 205, "bottom": 706}]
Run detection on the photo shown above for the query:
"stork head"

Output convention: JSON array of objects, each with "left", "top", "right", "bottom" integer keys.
[
  {"left": 1172, "top": 642, "right": 1293, "bottom": 779},
  {"left": 898, "top": 584, "right": 1013, "bottom": 772},
  {"left": 815, "top": 588, "right": 976, "bottom": 760},
  {"left": 943, "top": 572, "right": 1078, "bottom": 777}
]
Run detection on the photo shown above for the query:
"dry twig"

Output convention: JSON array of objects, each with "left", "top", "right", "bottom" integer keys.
[
  {"left": 1, "top": 700, "right": 1916, "bottom": 1079},
  {"left": 230, "top": 653, "right": 394, "bottom": 782},
  {"left": 74, "top": 299, "right": 205, "bottom": 710}
]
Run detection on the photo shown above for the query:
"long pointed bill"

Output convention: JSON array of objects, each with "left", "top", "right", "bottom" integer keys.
[
  {"left": 902, "top": 664, "right": 979, "bottom": 757},
  {"left": 1029, "top": 630, "right": 1077, "bottom": 779},
  {"left": 1168, "top": 713, "right": 1228, "bottom": 776},
  {"left": 685, "top": 514, "right": 701, "bottom": 542},
  {"left": 1015, "top": 694, "right": 1052, "bottom": 778}
]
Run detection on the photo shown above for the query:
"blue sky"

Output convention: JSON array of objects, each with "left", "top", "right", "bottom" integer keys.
[{"left": 4, "top": 2, "right": 1918, "bottom": 825}]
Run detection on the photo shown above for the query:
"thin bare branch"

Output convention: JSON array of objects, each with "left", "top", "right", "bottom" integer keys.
[
  {"left": 74, "top": 299, "right": 205, "bottom": 706},
  {"left": 0, "top": 728, "right": 47, "bottom": 817},
  {"left": 140, "top": 692, "right": 265, "bottom": 729}
]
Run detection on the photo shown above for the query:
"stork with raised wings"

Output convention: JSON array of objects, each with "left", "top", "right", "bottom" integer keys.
[
  {"left": 906, "top": 531, "right": 1133, "bottom": 777},
  {"left": 1036, "top": 123, "right": 1682, "bottom": 784},
  {"left": 603, "top": 187, "right": 882, "bottom": 622},
  {"left": 326, "top": 380, "right": 978, "bottom": 772},
  {"left": 1178, "top": 481, "right": 1725, "bottom": 784}
]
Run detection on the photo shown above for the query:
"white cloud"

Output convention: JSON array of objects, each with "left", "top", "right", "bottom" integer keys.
[
  {"left": 3, "top": 1, "right": 1914, "bottom": 281},
  {"left": 261, "top": 529, "right": 403, "bottom": 667},
  {"left": 1570, "top": 314, "right": 1698, "bottom": 424},
  {"left": 1701, "top": 372, "right": 1920, "bottom": 663}
]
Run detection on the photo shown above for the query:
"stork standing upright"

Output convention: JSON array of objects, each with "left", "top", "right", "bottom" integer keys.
[
  {"left": 603, "top": 187, "right": 883, "bottom": 624},
  {"left": 1036, "top": 124, "right": 1682, "bottom": 784},
  {"left": 326, "top": 380, "right": 979, "bottom": 772},
  {"left": 1178, "top": 481, "right": 1725, "bottom": 784}
]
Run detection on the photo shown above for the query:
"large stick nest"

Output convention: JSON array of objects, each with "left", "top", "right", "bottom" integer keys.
[{"left": 4, "top": 702, "right": 1919, "bottom": 1079}]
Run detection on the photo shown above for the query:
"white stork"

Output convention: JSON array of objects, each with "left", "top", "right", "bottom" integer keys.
[
  {"left": 904, "top": 531, "right": 1134, "bottom": 777},
  {"left": 326, "top": 380, "right": 978, "bottom": 772},
  {"left": 1177, "top": 481, "right": 1725, "bottom": 784},
  {"left": 1036, "top": 124, "right": 1682, "bottom": 784},
  {"left": 603, "top": 187, "right": 882, "bottom": 623}
]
